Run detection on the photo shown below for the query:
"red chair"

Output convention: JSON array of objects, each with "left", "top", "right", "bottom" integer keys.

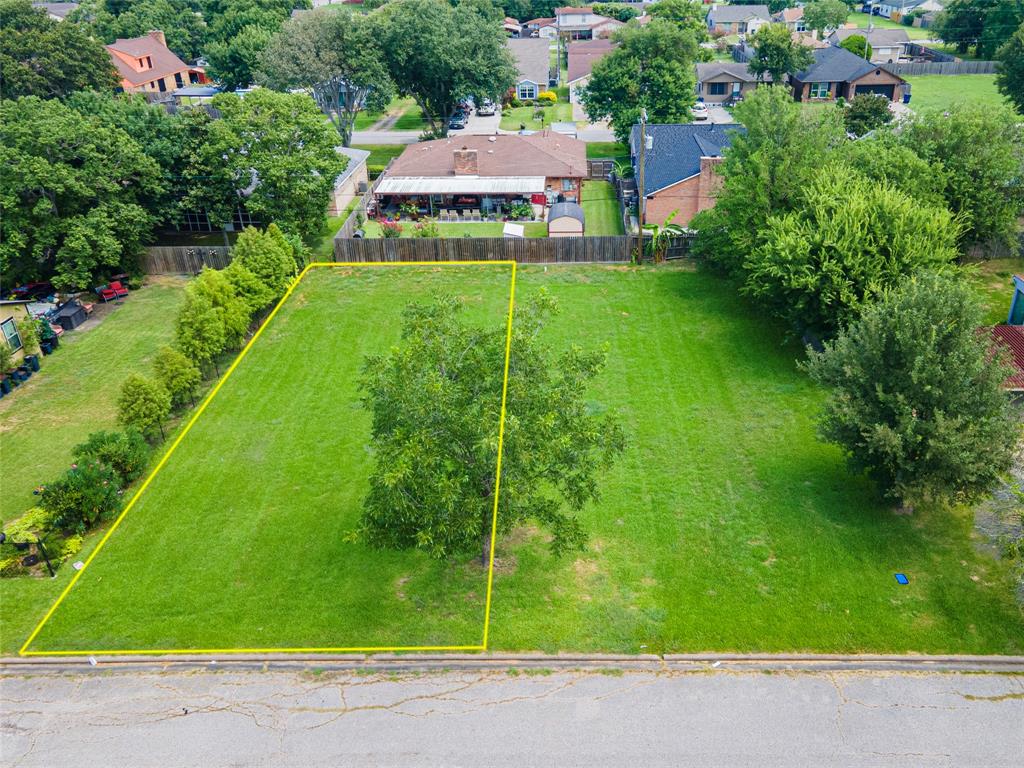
[
  {"left": 108, "top": 281, "right": 129, "bottom": 298},
  {"left": 96, "top": 285, "right": 117, "bottom": 302}
]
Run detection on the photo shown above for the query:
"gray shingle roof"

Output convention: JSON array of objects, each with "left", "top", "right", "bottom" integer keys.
[
  {"left": 707, "top": 5, "right": 771, "bottom": 23},
  {"left": 829, "top": 28, "right": 911, "bottom": 47},
  {"left": 506, "top": 38, "right": 550, "bottom": 86},
  {"left": 695, "top": 61, "right": 770, "bottom": 84},
  {"left": 629, "top": 123, "right": 744, "bottom": 197},
  {"left": 547, "top": 202, "right": 585, "bottom": 225},
  {"left": 793, "top": 45, "right": 900, "bottom": 83}
]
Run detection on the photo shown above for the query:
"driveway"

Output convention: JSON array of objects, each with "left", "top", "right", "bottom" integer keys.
[{"left": 3, "top": 667, "right": 1022, "bottom": 767}]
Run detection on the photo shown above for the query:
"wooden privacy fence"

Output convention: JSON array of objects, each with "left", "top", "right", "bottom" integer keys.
[
  {"left": 333, "top": 235, "right": 635, "bottom": 263},
  {"left": 587, "top": 159, "right": 616, "bottom": 179},
  {"left": 892, "top": 60, "right": 998, "bottom": 75},
  {"left": 142, "top": 245, "right": 232, "bottom": 274}
]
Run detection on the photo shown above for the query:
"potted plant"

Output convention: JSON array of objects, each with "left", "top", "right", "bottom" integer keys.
[
  {"left": 17, "top": 317, "right": 41, "bottom": 372},
  {"left": 0, "top": 342, "right": 11, "bottom": 395}
]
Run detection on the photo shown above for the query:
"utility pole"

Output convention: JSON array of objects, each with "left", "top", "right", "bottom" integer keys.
[{"left": 635, "top": 107, "right": 647, "bottom": 263}]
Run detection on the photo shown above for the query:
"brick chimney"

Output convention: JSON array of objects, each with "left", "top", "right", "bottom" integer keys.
[
  {"left": 697, "top": 156, "right": 725, "bottom": 213},
  {"left": 453, "top": 148, "right": 479, "bottom": 176},
  {"left": 147, "top": 30, "right": 167, "bottom": 47}
]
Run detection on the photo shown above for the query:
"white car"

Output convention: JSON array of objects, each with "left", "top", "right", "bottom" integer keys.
[
  {"left": 477, "top": 100, "right": 496, "bottom": 116},
  {"left": 692, "top": 101, "right": 709, "bottom": 121}
]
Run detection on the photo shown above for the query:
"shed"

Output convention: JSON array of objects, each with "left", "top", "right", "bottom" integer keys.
[{"left": 547, "top": 202, "right": 585, "bottom": 237}]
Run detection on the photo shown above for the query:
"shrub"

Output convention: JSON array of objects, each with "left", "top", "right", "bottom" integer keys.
[
  {"left": 413, "top": 220, "right": 440, "bottom": 238},
  {"left": 506, "top": 96, "right": 522, "bottom": 109},
  {"left": 57, "top": 534, "right": 84, "bottom": 563},
  {"left": 508, "top": 201, "right": 533, "bottom": 220},
  {"left": 380, "top": 220, "right": 403, "bottom": 238},
  {"left": 41, "top": 462, "right": 122, "bottom": 534},
  {"left": 0, "top": 341, "right": 12, "bottom": 375},
  {"left": 117, "top": 373, "right": 171, "bottom": 441},
  {"left": 844, "top": 93, "right": 892, "bottom": 136},
  {"left": 3, "top": 507, "right": 54, "bottom": 544},
  {"left": 231, "top": 224, "right": 296, "bottom": 301},
  {"left": 153, "top": 346, "right": 202, "bottom": 408},
  {"left": 537, "top": 91, "right": 557, "bottom": 105},
  {"left": 839, "top": 34, "right": 872, "bottom": 60},
  {"left": 398, "top": 201, "right": 419, "bottom": 219},
  {"left": 16, "top": 317, "right": 41, "bottom": 356},
  {"left": 73, "top": 429, "right": 150, "bottom": 485}
]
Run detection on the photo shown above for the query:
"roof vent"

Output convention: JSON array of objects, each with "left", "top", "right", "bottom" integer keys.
[{"left": 488, "top": 136, "right": 497, "bottom": 142}]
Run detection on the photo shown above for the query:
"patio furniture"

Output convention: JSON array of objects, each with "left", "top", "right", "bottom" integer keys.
[
  {"left": 470, "top": 209, "right": 481, "bottom": 222},
  {"left": 96, "top": 284, "right": 118, "bottom": 302},
  {"left": 109, "top": 281, "right": 129, "bottom": 298}
]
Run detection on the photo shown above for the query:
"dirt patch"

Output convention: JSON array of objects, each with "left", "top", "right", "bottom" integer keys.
[
  {"left": 573, "top": 558, "right": 598, "bottom": 585},
  {"left": 395, "top": 576, "right": 410, "bottom": 601},
  {"left": 490, "top": 555, "right": 518, "bottom": 575}
]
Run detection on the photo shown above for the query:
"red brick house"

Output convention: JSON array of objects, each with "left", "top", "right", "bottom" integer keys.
[{"left": 106, "top": 30, "right": 206, "bottom": 95}]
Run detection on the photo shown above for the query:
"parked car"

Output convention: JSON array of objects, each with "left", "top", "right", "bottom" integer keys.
[
  {"left": 691, "top": 101, "right": 709, "bottom": 121},
  {"left": 477, "top": 100, "right": 496, "bottom": 116},
  {"left": 449, "top": 115, "right": 467, "bottom": 130}
]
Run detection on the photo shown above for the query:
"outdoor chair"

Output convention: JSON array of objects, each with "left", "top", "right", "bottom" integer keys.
[
  {"left": 96, "top": 285, "right": 118, "bottom": 302},
  {"left": 108, "top": 281, "right": 129, "bottom": 298}
]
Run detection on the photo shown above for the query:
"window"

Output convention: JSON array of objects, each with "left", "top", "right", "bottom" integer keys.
[
  {"left": 708, "top": 82, "right": 728, "bottom": 96},
  {"left": 561, "top": 179, "right": 573, "bottom": 191},
  {"left": 157, "top": 78, "right": 167, "bottom": 92},
  {"left": 175, "top": 72, "right": 184, "bottom": 88},
  {"left": 796, "top": 21, "right": 806, "bottom": 32},
  {"left": 809, "top": 82, "right": 830, "bottom": 99},
  {"left": 518, "top": 83, "right": 537, "bottom": 99},
  {"left": 1, "top": 318, "right": 22, "bottom": 352}
]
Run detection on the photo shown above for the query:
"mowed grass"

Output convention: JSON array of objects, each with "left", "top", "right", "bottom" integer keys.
[
  {"left": 21, "top": 266, "right": 1024, "bottom": 655},
  {"left": 844, "top": 11, "right": 930, "bottom": 39},
  {"left": 906, "top": 74, "right": 1018, "bottom": 115},
  {"left": 581, "top": 180, "right": 624, "bottom": 236},
  {"left": 360, "top": 221, "right": 547, "bottom": 238},
  {"left": 968, "top": 257, "right": 1024, "bottom": 325},
  {"left": 25, "top": 266, "right": 515, "bottom": 653}
]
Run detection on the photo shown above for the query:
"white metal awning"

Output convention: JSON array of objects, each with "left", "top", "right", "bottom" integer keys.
[{"left": 375, "top": 176, "right": 546, "bottom": 195}]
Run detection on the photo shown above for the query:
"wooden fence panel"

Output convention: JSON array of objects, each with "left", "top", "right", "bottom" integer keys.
[
  {"left": 891, "top": 60, "right": 997, "bottom": 75},
  {"left": 332, "top": 235, "right": 641, "bottom": 263},
  {"left": 142, "top": 245, "right": 232, "bottom": 274}
]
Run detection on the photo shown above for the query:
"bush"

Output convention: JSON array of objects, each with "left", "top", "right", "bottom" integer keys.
[
  {"left": 0, "top": 341, "right": 12, "bottom": 375},
  {"left": 537, "top": 91, "right": 557, "bottom": 105},
  {"left": 413, "top": 220, "right": 440, "bottom": 238},
  {"left": 117, "top": 373, "right": 171, "bottom": 441},
  {"left": 380, "top": 220, "right": 403, "bottom": 238},
  {"left": 3, "top": 507, "right": 54, "bottom": 545},
  {"left": 508, "top": 201, "right": 533, "bottom": 220},
  {"left": 506, "top": 96, "right": 522, "bottom": 108},
  {"left": 398, "top": 201, "right": 419, "bottom": 219},
  {"left": 844, "top": 93, "right": 893, "bottom": 136},
  {"left": 73, "top": 429, "right": 150, "bottom": 485},
  {"left": 153, "top": 346, "right": 202, "bottom": 408},
  {"left": 16, "top": 317, "right": 41, "bottom": 356},
  {"left": 231, "top": 224, "right": 296, "bottom": 301},
  {"left": 41, "top": 461, "right": 122, "bottom": 534}
]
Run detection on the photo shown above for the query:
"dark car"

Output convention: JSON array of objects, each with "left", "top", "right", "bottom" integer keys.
[
  {"left": 448, "top": 116, "right": 466, "bottom": 130},
  {"left": 7, "top": 282, "right": 55, "bottom": 301}
]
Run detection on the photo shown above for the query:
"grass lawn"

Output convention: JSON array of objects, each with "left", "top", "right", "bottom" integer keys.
[
  {"left": 581, "top": 181, "right": 624, "bottom": 236},
  {"left": 352, "top": 144, "right": 408, "bottom": 179},
  {"left": 968, "top": 257, "right": 1024, "bottom": 326},
  {"left": 19, "top": 266, "right": 1024, "bottom": 655},
  {"left": 353, "top": 98, "right": 427, "bottom": 132},
  {"left": 0, "top": 279, "right": 187, "bottom": 655},
  {"left": 360, "top": 221, "right": 548, "bottom": 238},
  {"left": 844, "top": 11, "right": 930, "bottom": 39},
  {"left": 905, "top": 74, "right": 1018, "bottom": 114},
  {"left": 586, "top": 142, "right": 628, "bottom": 160},
  {"left": 309, "top": 213, "right": 350, "bottom": 260},
  {"left": 500, "top": 101, "right": 574, "bottom": 131}
]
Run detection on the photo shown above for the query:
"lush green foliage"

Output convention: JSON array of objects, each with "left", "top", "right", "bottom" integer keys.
[
  {"left": 210, "top": 89, "right": 346, "bottom": 240},
  {"left": 16, "top": 317, "right": 40, "bottom": 356},
  {"left": 153, "top": 346, "right": 202, "bottom": 408},
  {"left": 259, "top": 5, "right": 394, "bottom": 146},
  {"left": 839, "top": 34, "right": 872, "bottom": 60},
  {"left": 375, "top": 0, "right": 517, "bottom": 135},
  {"left": 41, "top": 461, "right": 123, "bottom": 534},
  {"left": 71, "top": 0, "right": 209, "bottom": 60},
  {"left": 803, "top": 0, "right": 848, "bottom": 36},
  {"left": 230, "top": 224, "right": 297, "bottom": 300},
  {"left": 175, "top": 268, "right": 251, "bottom": 372},
  {"left": 935, "top": 0, "right": 1024, "bottom": 59},
  {"left": 592, "top": 2, "right": 639, "bottom": 21},
  {"left": 117, "top": 373, "right": 171, "bottom": 440},
  {"left": 804, "top": 273, "right": 1019, "bottom": 507},
  {"left": 0, "top": 0, "right": 118, "bottom": 99},
  {"left": 646, "top": 0, "right": 709, "bottom": 42},
  {"left": 745, "top": 169, "right": 959, "bottom": 333},
  {"left": 844, "top": 93, "right": 893, "bottom": 135},
  {"left": 72, "top": 430, "right": 151, "bottom": 485},
  {"left": 206, "top": 24, "right": 272, "bottom": 91},
  {"left": 360, "top": 293, "right": 625, "bottom": 560},
  {"left": 581, "top": 19, "right": 699, "bottom": 143},
  {"left": 0, "top": 97, "right": 163, "bottom": 289},
  {"left": 995, "top": 21, "right": 1024, "bottom": 113},
  {"left": 748, "top": 23, "right": 814, "bottom": 85}
]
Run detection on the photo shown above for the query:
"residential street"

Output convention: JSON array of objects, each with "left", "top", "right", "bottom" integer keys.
[{"left": 2, "top": 666, "right": 1022, "bottom": 767}]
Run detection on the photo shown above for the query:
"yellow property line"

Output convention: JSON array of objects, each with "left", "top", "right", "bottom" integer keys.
[{"left": 20, "top": 260, "right": 518, "bottom": 657}]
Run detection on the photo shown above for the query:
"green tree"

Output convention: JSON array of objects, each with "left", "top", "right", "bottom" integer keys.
[
  {"left": 899, "top": 105, "right": 1024, "bottom": 253},
  {"left": 744, "top": 169, "right": 960, "bottom": 333},
  {"left": 592, "top": 3, "right": 639, "bottom": 22},
  {"left": 72, "top": 430, "right": 151, "bottom": 484},
  {"left": 230, "top": 224, "right": 296, "bottom": 300},
  {"left": 838, "top": 133, "right": 949, "bottom": 211},
  {"left": 934, "top": 0, "right": 989, "bottom": 56},
  {"left": 646, "top": 0, "right": 709, "bottom": 42},
  {"left": 205, "top": 24, "right": 273, "bottom": 90},
  {"left": 844, "top": 93, "right": 893, "bottom": 135},
  {"left": 995, "top": 21, "right": 1024, "bottom": 113},
  {"left": 153, "top": 346, "right": 202, "bottom": 408},
  {"left": 359, "top": 293, "right": 626, "bottom": 562},
  {"left": 803, "top": 273, "right": 1019, "bottom": 509},
  {"left": 41, "top": 461, "right": 123, "bottom": 534},
  {"left": 117, "top": 373, "right": 172, "bottom": 441},
  {"left": 978, "top": 0, "right": 1024, "bottom": 59},
  {"left": 175, "top": 292, "right": 227, "bottom": 374},
  {"left": 210, "top": 89, "right": 346, "bottom": 240},
  {"left": 223, "top": 260, "right": 275, "bottom": 316},
  {"left": 375, "top": 0, "right": 517, "bottom": 136},
  {"left": 839, "top": 34, "right": 872, "bottom": 60},
  {"left": 16, "top": 316, "right": 40, "bottom": 356},
  {"left": 259, "top": 5, "right": 394, "bottom": 146},
  {"left": 111, "top": 0, "right": 209, "bottom": 60},
  {"left": 747, "top": 23, "right": 814, "bottom": 85},
  {"left": 802, "top": 0, "right": 848, "bottom": 37},
  {"left": 0, "top": 97, "right": 163, "bottom": 289},
  {"left": 188, "top": 267, "right": 251, "bottom": 349},
  {"left": 581, "top": 19, "right": 699, "bottom": 143},
  {"left": 690, "top": 87, "right": 845, "bottom": 276},
  {"left": 0, "top": 0, "right": 118, "bottom": 99},
  {"left": 172, "top": 108, "right": 241, "bottom": 233}
]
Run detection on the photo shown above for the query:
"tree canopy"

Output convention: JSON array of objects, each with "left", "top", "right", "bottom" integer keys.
[
  {"left": 844, "top": 92, "right": 893, "bottom": 135},
  {"left": 359, "top": 293, "right": 625, "bottom": 562},
  {"left": 747, "top": 23, "right": 814, "bottom": 85},
  {"left": 581, "top": 19, "right": 699, "bottom": 143},
  {"left": 995, "top": 20, "right": 1024, "bottom": 114},
  {"left": 0, "top": 0, "right": 118, "bottom": 99},
  {"left": 803, "top": 273, "right": 1019, "bottom": 508},
  {"left": 935, "top": 0, "right": 1024, "bottom": 58},
  {"left": 259, "top": 5, "right": 394, "bottom": 146},
  {"left": 802, "top": 0, "right": 848, "bottom": 37},
  {"left": 118, "top": 374, "right": 172, "bottom": 441},
  {"left": 646, "top": 0, "right": 709, "bottom": 42},
  {"left": 838, "top": 34, "right": 872, "bottom": 60},
  {"left": 375, "top": 0, "right": 517, "bottom": 136}
]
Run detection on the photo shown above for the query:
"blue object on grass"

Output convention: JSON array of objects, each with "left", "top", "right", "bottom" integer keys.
[{"left": 895, "top": 573, "right": 909, "bottom": 585}]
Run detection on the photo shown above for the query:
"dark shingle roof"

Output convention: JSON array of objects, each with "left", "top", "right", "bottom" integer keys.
[
  {"left": 629, "top": 123, "right": 744, "bottom": 196},
  {"left": 695, "top": 61, "right": 770, "bottom": 84},
  {"left": 793, "top": 45, "right": 902, "bottom": 83},
  {"left": 547, "top": 202, "right": 585, "bottom": 225}
]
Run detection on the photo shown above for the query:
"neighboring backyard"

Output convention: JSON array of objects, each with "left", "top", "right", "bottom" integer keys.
[
  {"left": 906, "top": 74, "right": 1019, "bottom": 115},
  {"left": 844, "top": 11, "right": 930, "bottom": 39},
  {"left": 353, "top": 97, "right": 427, "bottom": 132},
  {"left": 500, "top": 88, "right": 574, "bottom": 131},
  {"left": 17, "top": 266, "right": 1024, "bottom": 656},
  {"left": 359, "top": 220, "right": 548, "bottom": 238},
  {"left": 581, "top": 180, "right": 624, "bottom": 236}
]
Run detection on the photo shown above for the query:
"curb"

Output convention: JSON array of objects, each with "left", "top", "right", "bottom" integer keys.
[{"left": 4, "top": 653, "right": 1024, "bottom": 674}]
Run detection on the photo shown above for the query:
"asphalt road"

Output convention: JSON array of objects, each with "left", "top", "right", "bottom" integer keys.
[{"left": 3, "top": 667, "right": 1022, "bottom": 767}]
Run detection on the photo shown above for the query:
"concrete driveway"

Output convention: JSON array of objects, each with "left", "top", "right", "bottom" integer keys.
[{"left": 3, "top": 667, "right": 1022, "bottom": 767}]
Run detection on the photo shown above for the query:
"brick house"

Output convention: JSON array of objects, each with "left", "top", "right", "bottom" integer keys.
[
  {"left": 106, "top": 30, "right": 206, "bottom": 95},
  {"left": 705, "top": 5, "right": 771, "bottom": 34},
  {"left": 629, "top": 123, "right": 742, "bottom": 226},
  {"left": 790, "top": 45, "right": 907, "bottom": 101},
  {"left": 695, "top": 62, "right": 770, "bottom": 103}
]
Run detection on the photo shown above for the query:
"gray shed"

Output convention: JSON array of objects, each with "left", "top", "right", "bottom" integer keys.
[{"left": 547, "top": 202, "right": 585, "bottom": 237}]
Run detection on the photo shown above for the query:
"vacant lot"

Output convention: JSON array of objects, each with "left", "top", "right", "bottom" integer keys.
[
  {"left": 22, "top": 265, "right": 1024, "bottom": 655},
  {"left": 906, "top": 74, "right": 1018, "bottom": 114}
]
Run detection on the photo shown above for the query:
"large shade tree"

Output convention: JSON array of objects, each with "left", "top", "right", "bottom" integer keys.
[
  {"left": 747, "top": 22, "right": 813, "bottom": 85},
  {"left": 995, "top": 20, "right": 1024, "bottom": 114},
  {"left": 374, "top": 0, "right": 517, "bottom": 136},
  {"left": 804, "top": 273, "right": 1019, "bottom": 510},
  {"left": 581, "top": 19, "right": 699, "bottom": 143},
  {"left": 0, "top": 97, "right": 163, "bottom": 289},
  {"left": 259, "top": 5, "right": 394, "bottom": 146},
  {"left": 359, "top": 293, "right": 626, "bottom": 562},
  {"left": 0, "top": 0, "right": 118, "bottom": 99}
]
